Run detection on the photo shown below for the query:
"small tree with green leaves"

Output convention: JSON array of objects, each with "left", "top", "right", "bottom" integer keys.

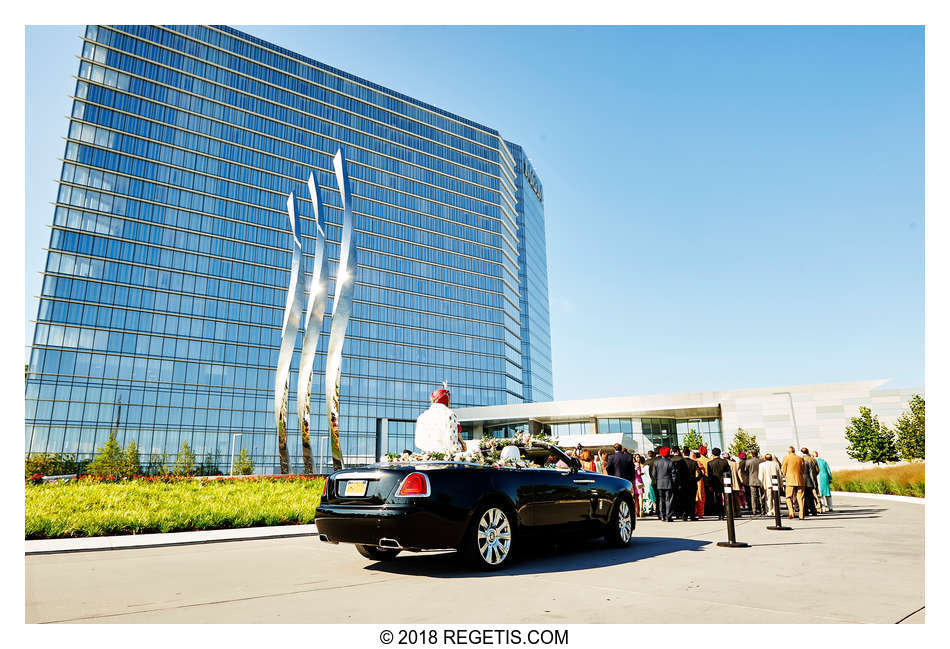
[
  {"left": 233, "top": 447, "right": 255, "bottom": 475},
  {"left": 172, "top": 440, "right": 197, "bottom": 476},
  {"left": 680, "top": 428, "right": 704, "bottom": 453},
  {"left": 122, "top": 440, "right": 141, "bottom": 478},
  {"left": 86, "top": 431, "right": 126, "bottom": 477},
  {"left": 845, "top": 406, "right": 899, "bottom": 465},
  {"left": 25, "top": 452, "right": 83, "bottom": 478},
  {"left": 728, "top": 427, "right": 760, "bottom": 456},
  {"left": 895, "top": 394, "right": 925, "bottom": 461}
]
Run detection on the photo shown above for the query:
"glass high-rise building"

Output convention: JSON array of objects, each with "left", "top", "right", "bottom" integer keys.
[{"left": 25, "top": 25, "right": 553, "bottom": 473}]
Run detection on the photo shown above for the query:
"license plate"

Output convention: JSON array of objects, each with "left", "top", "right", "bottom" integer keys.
[{"left": 344, "top": 480, "right": 367, "bottom": 497}]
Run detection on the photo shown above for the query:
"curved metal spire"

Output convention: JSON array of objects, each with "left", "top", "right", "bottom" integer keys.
[
  {"left": 326, "top": 150, "right": 357, "bottom": 471},
  {"left": 296, "top": 173, "right": 330, "bottom": 475},
  {"left": 274, "top": 192, "right": 305, "bottom": 475}
]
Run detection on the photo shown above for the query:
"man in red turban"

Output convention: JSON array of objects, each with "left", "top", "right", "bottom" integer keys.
[
  {"left": 653, "top": 446, "right": 674, "bottom": 521},
  {"left": 415, "top": 382, "right": 463, "bottom": 454}
]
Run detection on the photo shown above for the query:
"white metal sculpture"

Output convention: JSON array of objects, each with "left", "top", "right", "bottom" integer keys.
[
  {"left": 275, "top": 149, "right": 356, "bottom": 474},
  {"left": 296, "top": 173, "right": 330, "bottom": 475},
  {"left": 274, "top": 193, "right": 305, "bottom": 475},
  {"left": 324, "top": 151, "right": 357, "bottom": 471}
]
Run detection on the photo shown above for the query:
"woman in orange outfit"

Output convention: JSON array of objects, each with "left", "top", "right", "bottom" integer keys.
[{"left": 693, "top": 449, "right": 708, "bottom": 518}]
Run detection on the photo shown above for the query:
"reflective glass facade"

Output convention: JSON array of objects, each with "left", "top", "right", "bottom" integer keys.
[
  {"left": 506, "top": 142, "right": 553, "bottom": 402},
  {"left": 25, "top": 25, "right": 552, "bottom": 473}
]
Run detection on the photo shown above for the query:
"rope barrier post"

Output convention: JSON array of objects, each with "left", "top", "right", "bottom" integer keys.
[
  {"left": 717, "top": 470, "right": 749, "bottom": 548},
  {"left": 767, "top": 474, "right": 792, "bottom": 530}
]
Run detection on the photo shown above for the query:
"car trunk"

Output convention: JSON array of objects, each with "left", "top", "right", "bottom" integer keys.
[{"left": 323, "top": 467, "right": 411, "bottom": 506}]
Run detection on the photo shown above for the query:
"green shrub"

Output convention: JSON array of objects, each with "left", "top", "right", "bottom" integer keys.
[
  {"left": 124, "top": 440, "right": 141, "bottom": 477},
  {"left": 831, "top": 472, "right": 925, "bottom": 497},
  {"left": 680, "top": 429, "right": 704, "bottom": 453},
  {"left": 25, "top": 453, "right": 85, "bottom": 478},
  {"left": 86, "top": 432, "right": 126, "bottom": 477},
  {"left": 172, "top": 440, "right": 197, "bottom": 476},
  {"left": 25, "top": 476, "right": 324, "bottom": 539},
  {"left": 728, "top": 427, "right": 760, "bottom": 456},
  {"left": 233, "top": 447, "right": 255, "bottom": 475}
]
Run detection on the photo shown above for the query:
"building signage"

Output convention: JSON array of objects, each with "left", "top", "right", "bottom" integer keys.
[{"left": 523, "top": 160, "right": 544, "bottom": 203}]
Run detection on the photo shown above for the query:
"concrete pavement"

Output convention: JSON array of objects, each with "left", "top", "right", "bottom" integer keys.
[{"left": 25, "top": 495, "right": 924, "bottom": 624}]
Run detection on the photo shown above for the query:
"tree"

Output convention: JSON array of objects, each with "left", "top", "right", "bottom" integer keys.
[
  {"left": 25, "top": 452, "right": 82, "bottom": 478},
  {"left": 728, "top": 427, "right": 760, "bottom": 456},
  {"left": 895, "top": 394, "right": 925, "bottom": 461},
  {"left": 234, "top": 447, "right": 255, "bottom": 475},
  {"left": 845, "top": 406, "right": 899, "bottom": 464},
  {"left": 122, "top": 440, "right": 141, "bottom": 478},
  {"left": 173, "top": 440, "right": 197, "bottom": 476},
  {"left": 680, "top": 428, "right": 704, "bottom": 453},
  {"left": 86, "top": 431, "right": 126, "bottom": 477}
]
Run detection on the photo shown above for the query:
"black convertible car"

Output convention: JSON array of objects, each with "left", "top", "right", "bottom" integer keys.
[{"left": 314, "top": 442, "right": 635, "bottom": 570}]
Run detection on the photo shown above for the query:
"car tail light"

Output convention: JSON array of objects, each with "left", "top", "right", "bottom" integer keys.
[
  {"left": 322, "top": 478, "right": 328, "bottom": 498},
  {"left": 397, "top": 472, "right": 430, "bottom": 497}
]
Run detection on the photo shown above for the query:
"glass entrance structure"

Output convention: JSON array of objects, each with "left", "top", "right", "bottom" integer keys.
[{"left": 25, "top": 25, "right": 553, "bottom": 473}]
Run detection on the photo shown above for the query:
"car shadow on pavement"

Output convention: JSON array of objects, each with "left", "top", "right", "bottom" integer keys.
[{"left": 362, "top": 536, "right": 711, "bottom": 578}]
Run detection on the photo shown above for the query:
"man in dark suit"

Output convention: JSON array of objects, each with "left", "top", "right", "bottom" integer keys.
[
  {"left": 652, "top": 446, "right": 675, "bottom": 522},
  {"left": 669, "top": 446, "right": 685, "bottom": 520},
  {"left": 706, "top": 447, "right": 730, "bottom": 521},
  {"left": 680, "top": 449, "right": 700, "bottom": 521},
  {"left": 605, "top": 443, "right": 635, "bottom": 483},
  {"left": 745, "top": 450, "right": 764, "bottom": 515}
]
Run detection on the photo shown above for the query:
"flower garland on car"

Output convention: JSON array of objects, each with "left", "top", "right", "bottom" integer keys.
[{"left": 384, "top": 431, "right": 560, "bottom": 469}]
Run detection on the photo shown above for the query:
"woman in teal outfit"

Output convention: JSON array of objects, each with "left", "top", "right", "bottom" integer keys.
[{"left": 814, "top": 451, "right": 833, "bottom": 512}]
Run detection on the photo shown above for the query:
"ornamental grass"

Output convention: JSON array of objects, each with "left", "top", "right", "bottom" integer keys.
[
  {"left": 831, "top": 463, "right": 925, "bottom": 498},
  {"left": 25, "top": 475, "right": 324, "bottom": 539}
]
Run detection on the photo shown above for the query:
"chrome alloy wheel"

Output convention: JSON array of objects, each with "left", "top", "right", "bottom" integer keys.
[
  {"left": 476, "top": 507, "right": 512, "bottom": 565},
  {"left": 617, "top": 500, "right": 633, "bottom": 543}
]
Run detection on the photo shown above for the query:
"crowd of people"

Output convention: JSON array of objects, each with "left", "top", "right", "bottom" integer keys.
[{"left": 578, "top": 443, "right": 834, "bottom": 522}]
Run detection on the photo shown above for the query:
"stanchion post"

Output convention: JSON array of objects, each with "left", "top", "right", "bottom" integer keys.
[
  {"left": 717, "top": 470, "right": 749, "bottom": 548},
  {"left": 767, "top": 474, "right": 792, "bottom": 530}
]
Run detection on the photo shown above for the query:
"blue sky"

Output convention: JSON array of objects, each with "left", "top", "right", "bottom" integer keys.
[{"left": 25, "top": 25, "right": 924, "bottom": 400}]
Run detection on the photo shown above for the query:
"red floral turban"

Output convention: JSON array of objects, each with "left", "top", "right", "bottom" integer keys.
[
  {"left": 698, "top": 446, "right": 707, "bottom": 455},
  {"left": 430, "top": 388, "right": 450, "bottom": 406},
  {"left": 658, "top": 446, "right": 670, "bottom": 457}
]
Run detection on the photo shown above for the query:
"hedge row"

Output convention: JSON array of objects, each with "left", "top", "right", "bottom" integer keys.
[{"left": 26, "top": 475, "right": 324, "bottom": 539}]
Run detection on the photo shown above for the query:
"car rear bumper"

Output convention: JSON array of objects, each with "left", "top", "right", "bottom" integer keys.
[{"left": 314, "top": 504, "right": 466, "bottom": 550}]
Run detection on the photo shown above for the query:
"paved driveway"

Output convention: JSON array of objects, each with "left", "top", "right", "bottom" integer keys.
[{"left": 25, "top": 495, "right": 923, "bottom": 624}]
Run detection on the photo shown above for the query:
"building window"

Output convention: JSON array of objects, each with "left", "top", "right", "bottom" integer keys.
[
  {"left": 675, "top": 418, "right": 723, "bottom": 451},
  {"left": 596, "top": 418, "right": 632, "bottom": 434},
  {"left": 485, "top": 422, "right": 527, "bottom": 438},
  {"left": 549, "top": 421, "right": 589, "bottom": 437},
  {"left": 640, "top": 418, "right": 677, "bottom": 449},
  {"left": 385, "top": 419, "right": 417, "bottom": 456}
]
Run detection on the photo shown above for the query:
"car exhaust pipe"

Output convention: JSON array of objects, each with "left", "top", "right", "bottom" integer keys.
[
  {"left": 378, "top": 538, "right": 402, "bottom": 550},
  {"left": 318, "top": 533, "right": 337, "bottom": 544}
]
